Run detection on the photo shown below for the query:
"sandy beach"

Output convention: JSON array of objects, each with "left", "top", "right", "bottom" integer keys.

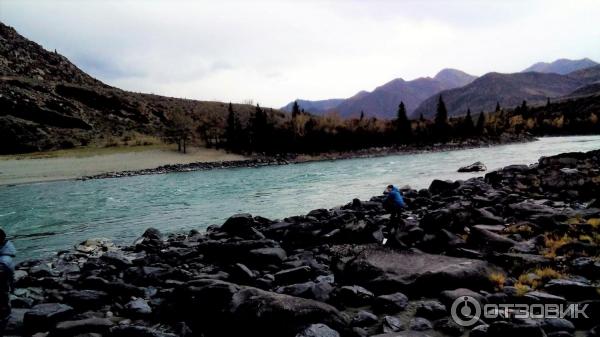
[{"left": 0, "top": 146, "right": 245, "bottom": 185}]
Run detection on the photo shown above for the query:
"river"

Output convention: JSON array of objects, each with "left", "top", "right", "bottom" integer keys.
[{"left": 2, "top": 135, "right": 600, "bottom": 261}]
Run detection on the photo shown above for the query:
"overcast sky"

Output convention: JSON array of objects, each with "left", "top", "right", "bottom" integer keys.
[{"left": 2, "top": 0, "right": 599, "bottom": 107}]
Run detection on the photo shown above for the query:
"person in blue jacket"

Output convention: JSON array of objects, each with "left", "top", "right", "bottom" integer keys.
[
  {"left": 0, "top": 229, "right": 15, "bottom": 332},
  {"left": 383, "top": 185, "right": 406, "bottom": 219}
]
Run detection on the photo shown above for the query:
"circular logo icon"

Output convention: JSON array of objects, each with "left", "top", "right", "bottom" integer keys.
[{"left": 450, "top": 295, "right": 482, "bottom": 327}]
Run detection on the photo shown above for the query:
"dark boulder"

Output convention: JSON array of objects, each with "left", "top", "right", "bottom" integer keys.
[
  {"left": 335, "top": 285, "right": 375, "bottom": 306},
  {"left": 429, "top": 180, "right": 460, "bottom": 195},
  {"left": 228, "top": 286, "right": 350, "bottom": 336},
  {"left": 49, "top": 317, "right": 114, "bottom": 337},
  {"left": 523, "top": 291, "right": 566, "bottom": 304},
  {"left": 544, "top": 279, "right": 599, "bottom": 300},
  {"left": 221, "top": 213, "right": 265, "bottom": 239},
  {"left": 275, "top": 266, "right": 313, "bottom": 285},
  {"left": 125, "top": 298, "right": 153, "bottom": 317},
  {"left": 415, "top": 300, "right": 447, "bottom": 320},
  {"left": 351, "top": 310, "right": 378, "bottom": 327},
  {"left": 487, "top": 320, "right": 545, "bottom": 337},
  {"left": 458, "top": 162, "right": 487, "bottom": 173},
  {"left": 419, "top": 209, "right": 453, "bottom": 233},
  {"left": 295, "top": 323, "right": 340, "bottom": 337},
  {"left": 439, "top": 288, "right": 485, "bottom": 308},
  {"left": 381, "top": 315, "right": 404, "bottom": 333},
  {"left": 63, "top": 289, "right": 110, "bottom": 309},
  {"left": 23, "top": 303, "right": 74, "bottom": 333},
  {"left": 248, "top": 247, "right": 288, "bottom": 265},
  {"left": 468, "top": 225, "right": 516, "bottom": 252},
  {"left": 176, "top": 279, "right": 349, "bottom": 336},
  {"left": 373, "top": 292, "right": 409, "bottom": 313},
  {"left": 99, "top": 251, "right": 133, "bottom": 268},
  {"left": 409, "top": 317, "right": 433, "bottom": 331},
  {"left": 277, "top": 281, "right": 334, "bottom": 302},
  {"left": 541, "top": 318, "right": 575, "bottom": 334},
  {"left": 137, "top": 227, "right": 163, "bottom": 242},
  {"left": 340, "top": 245, "right": 498, "bottom": 295},
  {"left": 222, "top": 213, "right": 254, "bottom": 232},
  {"left": 433, "top": 317, "right": 464, "bottom": 336},
  {"left": 110, "top": 325, "right": 178, "bottom": 337},
  {"left": 469, "top": 324, "right": 489, "bottom": 337}
]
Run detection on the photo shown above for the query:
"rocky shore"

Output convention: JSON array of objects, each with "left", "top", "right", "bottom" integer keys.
[
  {"left": 80, "top": 135, "right": 532, "bottom": 181},
  {"left": 6, "top": 149, "right": 600, "bottom": 337},
  {"left": 79, "top": 158, "right": 290, "bottom": 181}
]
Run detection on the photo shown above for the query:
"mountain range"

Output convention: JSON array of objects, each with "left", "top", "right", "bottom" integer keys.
[
  {"left": 283, "top": 58, "right": 600, "bottom": 119},
  {"left": 283, "top": 69, "right": 476, "bottom": 118},
  {"left": 413, "top": 70, "right": 597, "bottom": 118}
]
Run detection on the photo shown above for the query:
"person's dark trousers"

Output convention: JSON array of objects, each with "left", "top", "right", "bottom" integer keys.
[
  {"left": 383, "top": 200, "right": 403, "bottom": 219},
  {"left": 0, "top": 267, "right": 11, "bottom": 334}
]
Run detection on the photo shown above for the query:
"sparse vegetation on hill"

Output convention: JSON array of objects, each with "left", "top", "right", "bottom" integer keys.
[{"left": 0, "top": 22, "right": 270, "bottom": 154}]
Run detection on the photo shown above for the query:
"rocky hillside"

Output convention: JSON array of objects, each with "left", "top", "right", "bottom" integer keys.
[
  {"left": 0, "top": 22, "right": 265, "bottom": 154},
  {"left": 567, "top": 65, "right": 600, "bottom": 84},
  {"left": 522, "top": 58, "right": 598, "bottom": 75},
  {"left": 5, "top": 149, "right": 600, "bottom": 336},
  {"left": 282, "top": 69, "right": 476, "bottom": 119},
  {"left": 412, "top": 71, "right": 591, "bottom": 118},
  {"left": 0, "top": 23, "right": 103, "bottom": 87},
  {"left": 568, "top": 83, "right": 600, "bottom": 98}
]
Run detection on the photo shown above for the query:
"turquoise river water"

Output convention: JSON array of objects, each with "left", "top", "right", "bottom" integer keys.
[{"left": 2, "top": 135, "right": 600, "bottom": 261}]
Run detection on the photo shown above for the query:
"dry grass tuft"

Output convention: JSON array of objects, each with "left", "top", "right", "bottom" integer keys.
[
  {"left": 587, "top": 218, "right": 600, "bottom": 228},
  {"left": 543, "top": 234, "right": 573, "bottom": 258},
  {"left": 516, "top": 267, "right": 563, "bottom": 293},
  {"left": 534, "top": 267, "right": 563, "bottom": 282},
  {"left": 514, "top": 283, "right": 531, "bottom": 296},
  {"left": 489, "top": 272, "right": 506, "bottom": 290}
]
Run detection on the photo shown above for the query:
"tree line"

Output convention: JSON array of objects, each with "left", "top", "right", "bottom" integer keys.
[{"left": 166, "top": 95, "right": 600, "bottom": 155}]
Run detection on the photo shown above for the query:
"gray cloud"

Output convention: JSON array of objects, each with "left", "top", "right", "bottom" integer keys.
[{"left": 1, "top": 0, "right": 599, "bottom": 107}]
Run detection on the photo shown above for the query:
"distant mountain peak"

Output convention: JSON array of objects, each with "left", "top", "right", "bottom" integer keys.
[
  {"left": 433, "top": 68, "right": 477, "bottom": 90},
  {"left": 350, "top": 90, "right": 370, "bottom": 99},
  {"left": 522, "top": 58, "right": 598, "bottom": 75},
  {"left": 434, "top": 68, "right": 471, "bottom": 78}
]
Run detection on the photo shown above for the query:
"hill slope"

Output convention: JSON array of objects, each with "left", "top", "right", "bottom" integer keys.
[
  {"left": 412, "top": 71, "right": 588, "bottom": 118},
  {"left": 522, "top": 58, "right": 598, "bottom": 75},
  {"left": 567, "top": 65, "right": 600, "bottom": 83},
  {"left": 0, "top": 22, "right": 266, "bottom": 154}
]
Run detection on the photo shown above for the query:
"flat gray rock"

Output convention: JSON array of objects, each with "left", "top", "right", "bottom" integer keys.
[{"left": 341, "top": 246, "right": 498, "bottom": 294}]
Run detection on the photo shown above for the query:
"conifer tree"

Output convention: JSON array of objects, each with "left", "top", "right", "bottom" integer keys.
[
  {"left": 463, "top": 108, "right": 474, "bottom": 136},
  {"left": 395, "top": 101, "right": 411, "bottom": 142},
  {"left": 476, "top": 111, "right": 486, "bottom": 135},
  {"left": 225, "top": 102, "right": 238, "bottom": 149},
  {"left": 435, "top": 95, "right": 450, "bottom": 140},
  {"left": 435, "top": 95, "right": 448, "bottom": 125},
  {"left": 292, "top": 101, "right": 300, "bottom": 119},
  {"left": 251, "top": 104, "right": 268, "bottom": 150}
]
